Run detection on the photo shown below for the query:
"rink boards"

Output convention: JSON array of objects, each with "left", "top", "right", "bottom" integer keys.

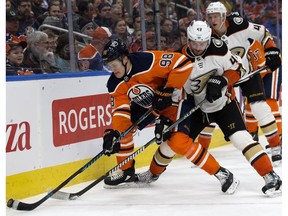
[{"left": 6, "top": 72, "right": 228, "bottom": 201}]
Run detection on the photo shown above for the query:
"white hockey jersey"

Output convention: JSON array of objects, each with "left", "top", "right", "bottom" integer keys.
[
  {"left": 213, "top": 14, "right": 275, "bottom": 75},
  {"left": 180, "top": 38, "right": 243, "bottom": 113}
]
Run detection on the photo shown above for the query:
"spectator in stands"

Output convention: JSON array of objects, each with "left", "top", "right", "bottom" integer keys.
[
  {"left": 6, "top": 37, "right": 32, "bottom": 76},
  {"left": 77, "top": 0, "right": 95, "bottom": 21},
  {"left": 145, "top": 8, "right": 155, "bottom": 30},
  {"left": 78, "top": 26, "right": 112, "bottom": 71},
  {"left": 159, "top": 34, "right": 167, "bottom": 51},
  {"left": 128, "top": 29, "right": 142, "bottom": 52},
  {"left": 158, "top": 0, "right": 177, "bottom": 19},
  {"left": 90, "top": 0, "right": 102, "bottom": 16},
  {"left": 145, "top": 31, "right": 157, "bottom": 50},
  {"left": 6, "top": 0, "right": 13, "bottom": 10},
  {"left": 178, "top": 17, "right": 190, "bottom": 31},
  {"left": 110, "top": 3, "right": 123, "bottom": 23},
  {"left": 54, "top": 33, "right": 79, "bottom": 72},
  {"left": 93, "top": 2, "right": 113, "bottom": 28},
  {"left": 78, "top": 18, "right": 96, "bottom": 44},
  {"left": 31, "top": 0, "right": 47, "bottom": 19},
  {"left": 113, "top": 0, "right": 128, "bottom": 17},
  {"left": 165, "top": 30, "right": 182, "bottom": 52},
  {"left": 17, "top": 0, "right": 35, "bottom": 35},
  {"left": 160, "top": 18, "right": 176, "bottom": 46},
  {"left": 160, "top": 18, "right": 174, "bottom": 35},
  {"left": 6, "top": 9, "right": 21, "bottom": 40},
  {"left": 42, "top": 29, "right": 58, "bottom": 53},
  {"left": 111, "top": 18, "right": 130, "bottom": 46},
  {"left": 23, "top": 31, "right": 59, "bottom": 73},
  {"left": 131, "top": 13, "right": 141, "bottom": 33},
  {"left": 133, "top": 0, "right": 154, "bottom": 14},
  {"left": 42, "top": 3, "right": 68, "bottom": 30},
  {"left": 187, "top": 8, "right": 197, "bottom": 22}
]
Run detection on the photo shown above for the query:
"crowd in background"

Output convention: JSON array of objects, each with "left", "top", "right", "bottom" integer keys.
[{"left": 6, "top": 0, "right": 282, "bottom": 75}]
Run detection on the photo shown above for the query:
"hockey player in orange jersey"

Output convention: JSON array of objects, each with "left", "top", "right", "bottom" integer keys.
[
  {"left": 101, "top": 39, "right": 238, "bottom": 193},
  {"left": 136, "top": 21, "right": 281, "bottom": 197},
  {"left": 198, "top": 1, "right": 282, "bottom": 166},
  {"left": 244, "top": 39, "right": 282, "bottom": 160}
]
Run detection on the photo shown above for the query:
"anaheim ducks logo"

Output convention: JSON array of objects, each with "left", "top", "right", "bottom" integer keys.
[
  {"left": 127, "top": 84, "right": 155, "bottom": 108},
  {"left": 233, "top": 17, "right": 243, "bottom": 25},
  {"left": 190, "top": 69, "right": 217, "bottom": 94},
  {"left": 230, "top": 46, "right": 246, "bottom": 58}
]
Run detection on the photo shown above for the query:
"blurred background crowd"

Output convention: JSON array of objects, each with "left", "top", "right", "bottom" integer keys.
[{"left": 6, "top": 0, "right": 282, "bottom": 75}]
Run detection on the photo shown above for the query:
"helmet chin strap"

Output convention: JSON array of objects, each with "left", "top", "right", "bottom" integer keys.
[
  {"left": 120, "top": 56, "right": 130, "bottom": 82},
  {"left": 216, "top": 16, "right": 226, "bottom": 35}
]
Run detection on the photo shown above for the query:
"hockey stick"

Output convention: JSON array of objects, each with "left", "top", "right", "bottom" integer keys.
[
  {"left": 50, "top": 99, "right": 206, "bottom": 200},
  {"left": 6, "top": 108, "right": 154, "bottom": 211},
  {"left": 233, "top": 66, "right": 268, "bottom": 86}
]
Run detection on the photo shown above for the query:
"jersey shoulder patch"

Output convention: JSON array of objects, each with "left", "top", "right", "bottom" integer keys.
[
  {"left": 204, "top": 38, "right": 228, "bottom": 57},
  {"left": 226, "top": 16, "right": 249, "bottom": 35}
]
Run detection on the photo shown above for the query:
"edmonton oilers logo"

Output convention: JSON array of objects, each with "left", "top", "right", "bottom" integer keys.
[{"left": 127, "top": 84, "right": 155, "bottom": 108}]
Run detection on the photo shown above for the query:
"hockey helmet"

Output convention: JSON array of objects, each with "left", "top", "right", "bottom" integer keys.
[
  {"left": 187, "top": 20, "right": 212, "bottom": 43},
  {"left": 206, "top": 2, "right": 227, "bottom": 17},
  {"left": 102, "top": 39, "right": 129, "bottom": 63}
]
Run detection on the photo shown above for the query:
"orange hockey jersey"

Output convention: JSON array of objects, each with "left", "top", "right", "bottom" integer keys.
[{"left": 106, "top": 51, "right": 193, "bottom": 133}]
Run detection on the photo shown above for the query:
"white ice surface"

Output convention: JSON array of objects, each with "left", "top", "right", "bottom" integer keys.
[{"left": 6, "top": 138, "right": 283, "bottom": 216}]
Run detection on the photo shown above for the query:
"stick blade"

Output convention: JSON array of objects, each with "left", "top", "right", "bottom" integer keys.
[{"left": 50, "top": 191, "right": 72, "bottom": 200}]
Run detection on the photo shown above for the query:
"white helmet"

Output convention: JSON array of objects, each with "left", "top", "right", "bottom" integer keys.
[
  {"left": 206, "top": 2, "right": 227, "bottom": 17},
  {"left": 187, "top": 20, "right": 212, "bottom": 43}
]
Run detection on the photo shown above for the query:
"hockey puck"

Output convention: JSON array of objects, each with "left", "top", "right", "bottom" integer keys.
[{"left": 7, "top": 198, "right": 14, "bottom": 208}]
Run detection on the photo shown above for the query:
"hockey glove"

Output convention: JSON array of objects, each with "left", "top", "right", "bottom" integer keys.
[
  {"left": 155, "top": 116, "right": 173, "bottom": 145},
  {"left": 265, "top": 47, "right": 281, "bottom": 71},
  {"left": 206, "top": 76, "right": 227, "bottom": 103},
  {"left": 152, "top": 86, "right": 174, "bottom": 111},
  {"left": 103, "top": 129, "right": 121, "bottom": 156}
]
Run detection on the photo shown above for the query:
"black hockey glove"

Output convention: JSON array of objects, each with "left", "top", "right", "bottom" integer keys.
[
  {"left": 206, "top": 76, "right": 227, "bottom": 103},
  {"left": 152, "top": 86, "right": 174, "bottom": 111},
  {"left": 155, "top": 116, "right": 173, "bottom": 145},
  {"left": 265, "top": 47, "right": 281, "bottom": 71},
  {"left": 103, "top": 129, "right": 121, "bottom": 156}
]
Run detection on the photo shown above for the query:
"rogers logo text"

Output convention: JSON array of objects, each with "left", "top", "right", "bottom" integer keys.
[{"left": 52, "top": 94, "right": 112, "bottom": 147}]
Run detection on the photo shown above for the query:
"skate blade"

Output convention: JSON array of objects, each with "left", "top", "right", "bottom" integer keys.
[
  {"left": 264, "top": 185, "right": 282, "bottom": 198},
  {"left": 226, "top": 178, "right": 240, "bottom": 195},
  {"left": 103, "top": 182, "right": 136, "bottom": 189}
]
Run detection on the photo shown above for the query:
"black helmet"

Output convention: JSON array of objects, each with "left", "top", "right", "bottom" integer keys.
[{"left": 102, "top": 39, "right": 129, "bottom": 63}]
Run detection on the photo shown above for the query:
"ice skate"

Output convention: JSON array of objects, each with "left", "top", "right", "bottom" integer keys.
[
  {"left": 135, "top": 170, "right": 160, "bottom": 184},
  {"left": 214, "top": 167, "right": 240, "bottom": 194},
  {"left": 271, "top": 146, "right": 282, "bottom": 167},
  {"left": 262, "top": 171, "right": 282, "bottom": 197},
  {"left": 104, "top": 164, "right": 136, "bottom": 189}
]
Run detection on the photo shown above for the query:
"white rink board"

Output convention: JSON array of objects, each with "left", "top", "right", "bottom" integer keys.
[{"left": 6, "top": 73, "right": 153, "bottom": 176}]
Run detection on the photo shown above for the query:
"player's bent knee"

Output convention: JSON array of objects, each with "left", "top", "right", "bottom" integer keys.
[
  {"left": 250, "top": 101, "right": 274, "bottom": 123},
  {"left": 167, "top": 132, "right": 193, "bottom": 155},
  {"left": 229, "top": 130, "right": 256, "bottom": 151}
]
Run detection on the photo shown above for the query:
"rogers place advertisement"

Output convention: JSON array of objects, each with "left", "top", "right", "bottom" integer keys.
[{"left": 52, "top": 94, "right": 112, "bottom": 147}]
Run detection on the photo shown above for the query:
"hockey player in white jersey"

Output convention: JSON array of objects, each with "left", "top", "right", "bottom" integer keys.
[
  {"left": 136, "top": 21, "right": 282, "bottom": 197},
  {"left": 200, "top": 1, "right": 282, "bottom": 166}
]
